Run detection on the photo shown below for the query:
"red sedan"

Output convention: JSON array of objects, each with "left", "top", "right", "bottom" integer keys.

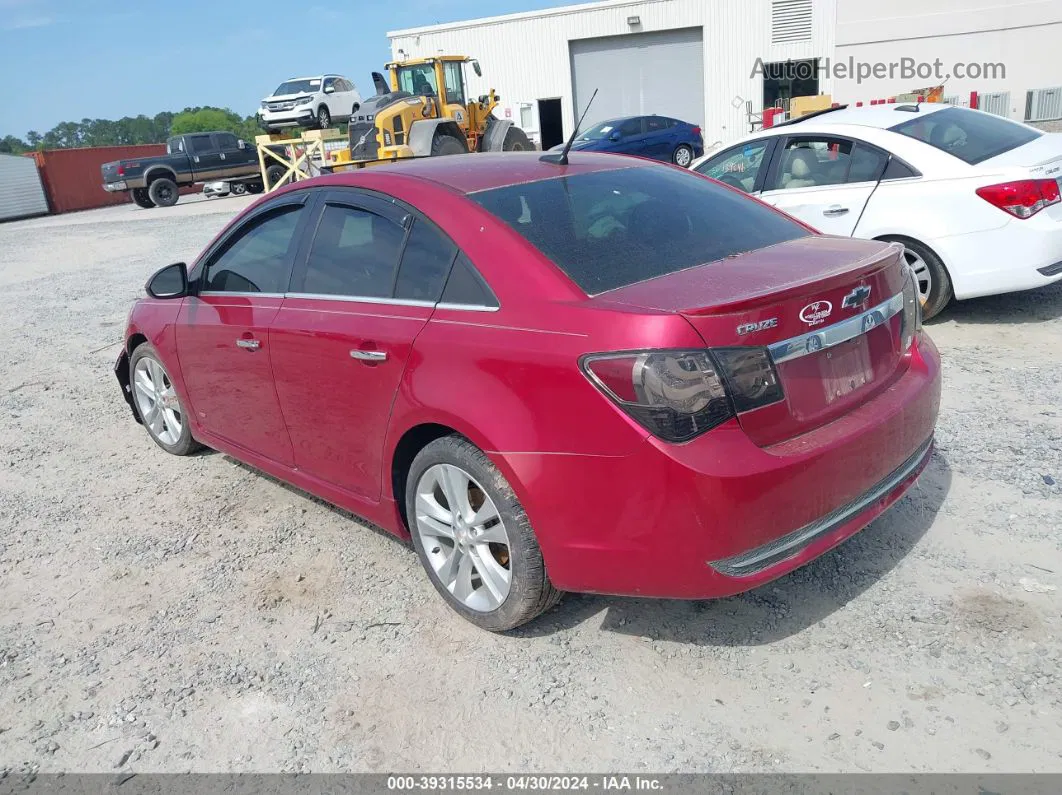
[{"left": 115, "top": 152, "right": 940, "bottom": 631}]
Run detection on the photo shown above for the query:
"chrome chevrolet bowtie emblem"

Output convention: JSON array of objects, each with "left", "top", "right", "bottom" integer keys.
[{"left": 843, "top": 285, "right": 872, "bottom": 309}]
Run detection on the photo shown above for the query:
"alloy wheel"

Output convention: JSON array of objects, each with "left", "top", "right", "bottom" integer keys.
[
  {"left": 413, "top": 463, "right": 512, "bottom": 612},
  {"left": 675, "top": 146, "right": 693, "bottom": 167},
  {"left": 904, "top": 249, "right": 931, "bottom": 306},
  {"left": 132, "top": 357, "right": 183, "bottom": 446}
]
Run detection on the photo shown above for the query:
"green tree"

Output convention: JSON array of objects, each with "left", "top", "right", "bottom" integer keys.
[
  {"left": 170, "top": 107, "right": 245, "bottom": 136},
  {"left": 0, "top": 135, "right": 29, "bottom": 154}
]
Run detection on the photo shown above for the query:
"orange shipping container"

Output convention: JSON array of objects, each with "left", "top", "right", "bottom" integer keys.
[{"left": 28, "top": 145, "right": 199, "bottom": 214}]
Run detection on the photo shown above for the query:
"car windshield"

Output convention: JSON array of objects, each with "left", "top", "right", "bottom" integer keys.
[
  {"left": 470, "top": 165, "right": 809, "bottom": 295},
  {"left": 578, "top": 120, "right": 623, "bottom": 141},
  {"left": 396, "top": 64, "right": 439, "bottom": 96},
  {"left": 273, "top": 79, "right": 320, "bottom": 96},
  {"left": 889, "top": 106, "right": 1041, "bottom": 165}
]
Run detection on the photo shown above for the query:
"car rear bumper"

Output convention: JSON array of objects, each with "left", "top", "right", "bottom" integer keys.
[
  {"left": 933, "top": 213, "right": 1062, "bottom": 299},
  {"left": 103, "top": 181, "right": 128, "bottom": 192},
  {"left": 490, "top": 334, "right": 941, "bottom": 599}
]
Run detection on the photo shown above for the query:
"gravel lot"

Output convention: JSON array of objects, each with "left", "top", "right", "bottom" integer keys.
[{"left": 1, "top": 195, "right": 1060, "bottom": 775}]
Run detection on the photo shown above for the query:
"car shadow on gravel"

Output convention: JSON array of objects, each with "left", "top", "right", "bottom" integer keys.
[
  {"left": 517, "top": 452, "right": 952, "bottom": 645},
  {"left": 930, "top": 280, "right": 1062, "bottom": 326}
]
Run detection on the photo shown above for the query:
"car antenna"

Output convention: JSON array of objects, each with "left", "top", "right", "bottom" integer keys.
[{"left": 541, "top": 88, "right": 598, "bottom": 165}]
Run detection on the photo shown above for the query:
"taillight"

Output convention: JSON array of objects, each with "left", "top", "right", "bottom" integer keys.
[
  {"left": 975, "top": 179, "right": 1061, "bottom": 219},
  {"left": 117, "top": 165, "right": 125, "bottom": 177},
  {"left": 581, "top": 348, "right": 783, "bottom": 442},
  {"left": 900, "top": 263, "right": 922, "bottom": 351},
  {"left": 691, "top": 126, "right": 702, "bottom": 138}
]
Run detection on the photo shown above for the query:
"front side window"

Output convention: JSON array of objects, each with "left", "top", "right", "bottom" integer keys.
[
  {"left": 695, "top": 140, "right": 770, "bottom": 193},
  {"left": 471, "top": 165, "right": 809, "bottom": 295},
  {"left": 618, "top": 118, "right": 643, "bottom": 138},
  {"left": 890, "top": 106, "right": 1040, "bottom": 164},
  {"left": 216, "top": 133, "right": 238, "bottom": 151},
  {"left": 765, "top": 138, "right": 854, "bottom": 191},
  {"left": 204, "top": 206, "right": 304, "bottom": 293},
  {"left": 397, "top": 64, "right": 439, "bottom": 97},
  {"left": 301, "top": 204, "right": 406, "bottom": 298},
  {"left": 442, "top": 62, "right": 466, "bottom": 106}
]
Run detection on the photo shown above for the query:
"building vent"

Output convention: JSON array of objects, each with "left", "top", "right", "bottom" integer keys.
[
  {"left": 1026, "top": 87, "right": 1062, "bottom": 122},
  {"left": 978, "top": 91, "right": 1011, "bottom": 118},
  {"left": 772, "top": 0, "right": 813, "bottom": 44}
]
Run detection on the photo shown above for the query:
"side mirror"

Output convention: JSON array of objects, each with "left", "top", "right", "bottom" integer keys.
[
  {"left": 323, "top": 85, "right": 335, "bottom": 94},
  {"left": 145, "top": 262, "right": 188, "bottom": 299},
  {"left": 609, "top": 130, "right": 622, "bottom": 142},
  {"left": 471, "top": 60, "right": 482, "bottom": 77}
]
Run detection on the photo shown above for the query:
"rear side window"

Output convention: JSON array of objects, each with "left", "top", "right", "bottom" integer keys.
[
  {"left": 471, "top": 165, "right": 809, "bottom": 295},
  {"left": 187, "top": 134, "right": 214, "bottom": 154},
  {"left": 889, "top": 107, "right": 1040, "bottom": 165},
  {"left": 847, "top": 144, "right": 889, "bottom": 183},
  {"left": 301, "top": 204, "right": 405, "bottom": 298},
  {"left": 440, "top": 254, "right": 498, "bottom": 307},
  {"left": 205, "top": 206, "right": 304, "bottom": 293},
  {"left": 394, "top": 219, "right": 458, "bottom": 301}
]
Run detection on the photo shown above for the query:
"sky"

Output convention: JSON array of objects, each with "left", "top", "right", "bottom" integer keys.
[{"left": 0, "top": 0, "right": 565, "bottom": 138}]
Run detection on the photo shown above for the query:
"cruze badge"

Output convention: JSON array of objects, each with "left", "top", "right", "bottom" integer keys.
[
  {"left": 843, "top": 285, "right": 872, "bottom": 309},
  {"left": 799, "top": 301, "right": 832, "bottom": 326},
  {"left": 736, "top": 318, "right": 778, "bottom": 335}
]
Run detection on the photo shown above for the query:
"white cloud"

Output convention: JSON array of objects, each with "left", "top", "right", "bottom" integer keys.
[{"left": 4, "top": 14, "right": 53, "bottom": 28}]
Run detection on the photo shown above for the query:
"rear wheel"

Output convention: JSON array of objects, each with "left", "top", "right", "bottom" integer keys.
[
  {"left": 501, "top": 126, "right": 532, "bottom": 151},
  {"left": 406, "top": 435, "right": 562, "bottom": 631},
  {"left": 247, "top": 181, "right": 265, "bottom": 195},
  {"left": 130, "top": 188, "right": 154, "bottom": 209},
  {"left": 880, "top": 236, "right": 952, "bottom": 320},
  {"left": 430, "top": 134, "right": 467, "bottom": 157},
  {"left": 230, "top": 182, "right": 248, "bottom": 196},
  {"left": 148, "top": 178, "right": 179, "bottom": 208},
  {"left": 265, "top": 164, "right": 289, "bottom": 189},
  {"left": 673, "top": 144, "right": 694, "bottom": 168}
]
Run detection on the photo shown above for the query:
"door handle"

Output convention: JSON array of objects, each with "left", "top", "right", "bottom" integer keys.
[
  {"left": 236, "top": 338, "right": 261, "bottom": 350},
  {"left": 350, "top": 349, "right": 387, "bottom": 362},
  {"left": 193, "top": 156, "right": 200, "bottom": 163},
  {"left": 823, "top": 205, "right": 850, "bottom": 217},
  {"left": 220, "top": 153, "right": 226, "bottom": 160}
]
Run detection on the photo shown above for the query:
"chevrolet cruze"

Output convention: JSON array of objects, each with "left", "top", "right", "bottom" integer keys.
[{"left": 115, "top": 152, "right": 941, "bottom": 631}]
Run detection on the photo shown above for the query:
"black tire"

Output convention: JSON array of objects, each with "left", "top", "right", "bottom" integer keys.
[
  {"left": 430, "top": 134, "right": 467, "bottom": 157},
  {"left": 405, "top": 435, "right": 562, "bottom": 631},
  {"left": 317, "top": 105, "right": 331, "bottom": 129},
  {"left": 265, "top": 165, "right": 289, "bottom": 189},
  {"left": 148, "top": 178, "right": 179, "bottom": 208},
  {"left": 673, "top": 144, "right": 694, "bottom": 168},
  {"left": 128, "top": 343, "right": 202, "bottom": 457},
  {"left": 879, "top": 235, "right": 953, "bottom": 321},
  {"left": 130, "top": 188, "right": 155, "bottom": 209},
  {"left": 247, "top": 181, "right": 265, "bottom": 195},
  {"left": 230, "top": 182, "right": 248, "bottom": 196},
  {"left": 501, "top": 126, "right": 532, "bottom": 152}
]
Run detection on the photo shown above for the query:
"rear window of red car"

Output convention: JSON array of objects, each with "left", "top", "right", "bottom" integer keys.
[{"left": 470, "top": 165, "right": 809, "bottom": 295}]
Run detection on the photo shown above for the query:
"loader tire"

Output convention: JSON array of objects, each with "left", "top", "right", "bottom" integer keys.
[
  {"left": 430, "top": 134, "right": 467, "bottom": 157},
  {"left": 502, "top": 127, "right": 532, "bottom": 151}
]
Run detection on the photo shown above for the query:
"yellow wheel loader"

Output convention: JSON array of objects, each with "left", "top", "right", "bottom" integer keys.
[{"left": 345, "top": 55, "right": 532, "bottom": 164}]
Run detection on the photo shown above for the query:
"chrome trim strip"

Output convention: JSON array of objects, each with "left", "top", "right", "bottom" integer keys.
[
  {"left": 768, "top": 292, "right": 904, "bottom": 365},
  {"left": 284, "top": 292, "right": 435, "bottom": 308},
  {"left": 435, "top": 302, "right": 500, "bottom": 313},
  {"left": 708, "top": 437, "right": 933, "bottom": 578},
  {"left": 198, "top": 291, "right": 285, "bottom": 298}
]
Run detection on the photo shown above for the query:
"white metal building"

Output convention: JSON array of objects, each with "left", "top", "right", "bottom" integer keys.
[
  {"left": 834, "top": 0, "right": 1062, "bottom": 125},
  {"left": 389, "top": 0, "right": 837, "bottom": 150},
  {"left": 0, "top": 155, "right": 49, "bottom": 223},
  {"left": 389, "top": 0, "right": 1062, "bottom": 148}
]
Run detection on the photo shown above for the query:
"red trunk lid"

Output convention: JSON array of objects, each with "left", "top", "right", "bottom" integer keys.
[{"left": 596, "top": 236, "right": 910, "bottom": 446}]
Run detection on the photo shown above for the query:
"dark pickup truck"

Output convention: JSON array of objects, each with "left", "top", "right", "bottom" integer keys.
[{"left": 101, "top": 131, "right": 268, "bottom": 208}]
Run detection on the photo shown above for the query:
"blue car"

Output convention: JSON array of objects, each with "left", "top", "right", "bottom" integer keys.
[{"left": 550, "top": 115, "right": 704, "bottom": 167}]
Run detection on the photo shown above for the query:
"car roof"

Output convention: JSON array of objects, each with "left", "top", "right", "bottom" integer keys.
[
  {"left": 779, "top": 102, "right": 950, "bottom": 131},
  {"left": 306, "top": 151, "right": 646, "bottom": 195}
]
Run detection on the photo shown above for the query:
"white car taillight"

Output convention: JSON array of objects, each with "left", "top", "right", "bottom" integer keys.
[
  {"left": 900, "top": 264, "right": 922, "bottom": 351},
  {"left": 975, "top": 179, "right": 1061, "bottom": 219}
]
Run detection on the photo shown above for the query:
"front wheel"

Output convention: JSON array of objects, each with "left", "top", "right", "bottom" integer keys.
[
  {"left": 406, "top": 436, "right": 562, "bottom": 631},
  {"left": 501, "top": 126, "right": 532, "bottom": 151},
  {"left": 673, "top": 144, "right": 694, "bottom": 168},
  {"left": 129, "top": 344, "right": 201, "bottom": 456},
  {"left": 317, "top": 105, "right": 332, "bottom": 129},
  {"left": 430, "top": 134, "right": 467, "bottom": 157}
]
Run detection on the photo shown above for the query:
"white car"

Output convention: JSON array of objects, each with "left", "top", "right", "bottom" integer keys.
[
  {"left": 691, "top": 104, "right": 1062, "bottom": 318},
  {"left": 258, "top": 74, "right": 362, "bottom": 133}
]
